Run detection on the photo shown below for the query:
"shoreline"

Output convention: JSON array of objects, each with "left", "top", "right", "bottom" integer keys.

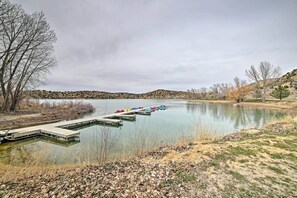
[
  {"left": 1, "top": 116, "right": 297, "bottom": 196},
  {"left": 189, "top": 99, "right": 297, "bottom": 112},
  {"left": 0, "top": 101, "right": 94, "bottom": 130},
  {"left": 188, "top": 99, "right": 233, "bottom": 103},
  {"left": 2, "top": 99, "right": 296, "bottom": 131}
]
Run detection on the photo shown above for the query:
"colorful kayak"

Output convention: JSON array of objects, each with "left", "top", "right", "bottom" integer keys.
[
  {"left": 159, "top": 105, "right": 166, "bottom": 110},
  {"left": 116, "top": 105, "right": 165, "bottom": 113}
]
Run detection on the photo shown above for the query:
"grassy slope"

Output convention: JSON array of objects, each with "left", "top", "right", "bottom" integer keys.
[
  {"left": 255, "top": 69, "right": 297, "bottom": 100},
  {"left": 144, "top": 116, "right": 297, "bottom": 197},
  {"left": 1, "top": 116, "right": 297, "bottom": 197}
]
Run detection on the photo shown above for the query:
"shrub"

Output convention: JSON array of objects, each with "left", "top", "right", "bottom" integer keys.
[{"left": 270, "top": 86, "right": 290, "bottom": 101}]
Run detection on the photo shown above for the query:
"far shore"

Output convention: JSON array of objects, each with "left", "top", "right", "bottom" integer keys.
[
  {"left": 1, "top": 98, "right": 296, "bottom": 130},
  {"left": 189, "top": 99, "right": 297, "bottom": 112},
  {"left": 188, "top": 99, "right": 233, "bottom": 103}
]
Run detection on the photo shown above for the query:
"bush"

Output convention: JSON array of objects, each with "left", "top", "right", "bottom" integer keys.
[{"left": 270, "top": 86, "right": 290, "bottom": 101}]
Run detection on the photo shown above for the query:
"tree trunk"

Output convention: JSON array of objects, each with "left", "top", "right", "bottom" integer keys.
[
  {"left": 262, "top": 88, "right": 266, "bottom": 102},
  {"left": 1, "top": 82, "right": 12, "bottom": 112},
  {"left": 10, "top": 93, "right": 19, "bottom": 111}
]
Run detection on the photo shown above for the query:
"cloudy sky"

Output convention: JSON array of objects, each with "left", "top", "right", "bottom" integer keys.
[{"left": 11, "top": 0, "right": 297, "bottom": 93}]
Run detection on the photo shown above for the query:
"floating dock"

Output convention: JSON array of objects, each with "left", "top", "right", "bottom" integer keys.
[{"left": 0, "top": 106, "right": 163, "bottom": 142}]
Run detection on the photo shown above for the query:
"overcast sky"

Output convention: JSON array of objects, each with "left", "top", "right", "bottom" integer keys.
[{"left": 11, "top": 0, "right": 297, "bottom": 93}]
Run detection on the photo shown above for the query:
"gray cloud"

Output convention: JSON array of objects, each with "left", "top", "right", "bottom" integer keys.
[{"left": 10, "top": 0, "right": 297, "bottom": 92}]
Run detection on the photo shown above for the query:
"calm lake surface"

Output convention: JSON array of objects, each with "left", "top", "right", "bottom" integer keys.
[{"left": 0, "top": 99, "right": 289, "bottom": 165}]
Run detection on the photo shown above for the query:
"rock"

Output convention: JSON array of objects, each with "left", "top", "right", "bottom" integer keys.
[{"left": 0, "top": 185, "right": 6, "bottom": 190}]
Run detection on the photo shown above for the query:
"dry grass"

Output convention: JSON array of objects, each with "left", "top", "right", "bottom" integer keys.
[
  {"left": 177, "top": 124, "right": 219, "bottom": 146},
  {"left": 144, "top": 116, "right": 297, "bottom": 196},
  {"left": 192, "top": 126, "right": 219, "bottom": 142},
  {"left": 236, "top": 101, "right": 297, "bottom": 111},
  {"left": 0, "top": 125, "right": 155, "bottom": 183},
  {"left": 190, "top": 99, "right": 297, "bottom": 112},
  {"left": 1, "top": 116, "right": 297, "bottom": 196},
  {"left": 0, "top": 162, "right": 82, "bottom": 183},
  {"left": 0, "top": 100, "right": 95, "bottom": 130}
]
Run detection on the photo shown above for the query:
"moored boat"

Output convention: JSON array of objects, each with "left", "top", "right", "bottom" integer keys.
[
  {"left": 124, "top": 108, "right": 131, "bottom": 112},
  {"left": 159, "top": 105, "right": 166, "bottom": 110}
]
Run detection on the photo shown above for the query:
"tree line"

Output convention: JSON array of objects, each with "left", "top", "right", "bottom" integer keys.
[
  {"left": 0, "top": 0, "right": 56, "bottom": 112},
  {"left": 188, "top": 61, "right": 293, "bottom": 102}
]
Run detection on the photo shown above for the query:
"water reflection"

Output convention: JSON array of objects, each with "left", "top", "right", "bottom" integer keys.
[
  {"left": 186, "top": 102, "right": 287, "bottom": 129},
  {"left": 0, "top": 100, "right": 291, "bottom": 165},
  {"left": 0, "top": 137, "right": 80, "bottom": 165}
]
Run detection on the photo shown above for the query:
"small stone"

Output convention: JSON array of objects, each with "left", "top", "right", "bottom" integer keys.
[{"left": 0, "top": 185, "right": 6, "bottom": 190}]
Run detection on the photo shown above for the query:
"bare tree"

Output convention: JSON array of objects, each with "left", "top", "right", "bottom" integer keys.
[
  {"left": 187, "top": 88, "right": 199, "bottom": 99},
  {"left": 245, "top": 61, "right": 281, "bottom": 102},
  {"left": 227, "top": 77, "right": 251, "bottom": 103},
  {"left": 187, "top": 88, "right": 209, "bottom": 100},
  {"left": 0, "top": 0, "right": 56, "bottom": 112},
  {"left": 210, "top": 83, "right": 230, "bottom": 99},
  {"left": 199, "top": 87, "right": 208, "bottom": 99},
  {"left": 218, "top": 83, "right": 230, "bottom": 99},
  {"left": 210, "top": 84, "right": 220, "bottom": 99},
  {"left": 188, "top": 84, "right": 230, "bottom": 100}
]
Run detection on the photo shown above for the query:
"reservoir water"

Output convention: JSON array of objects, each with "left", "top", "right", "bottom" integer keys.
[{"left": 0, "top": 99, "right": 289, "bottom": 165}]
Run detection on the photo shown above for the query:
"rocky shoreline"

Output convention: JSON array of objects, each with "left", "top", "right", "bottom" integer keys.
[
  {"left": 1, "top": 116, "right": 297, "bottom": 197},
  {"left": 0, "top": 101, "right": 95, "bottom": 130},
  {"left": 1, "top": 161, "right": 193, "bottom": 197}
]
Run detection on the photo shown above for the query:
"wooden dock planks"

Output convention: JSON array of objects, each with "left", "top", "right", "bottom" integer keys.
[{"left": 1, "top": 106, "right": 161, "bottom": 142}]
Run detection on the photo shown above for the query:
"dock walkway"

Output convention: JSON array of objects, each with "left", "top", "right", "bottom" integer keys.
[{"left": 1, "top": 107, "right": 159, "bottom": 142}]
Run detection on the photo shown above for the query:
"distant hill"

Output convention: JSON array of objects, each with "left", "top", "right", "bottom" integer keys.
[
  {"left": 28, "top": 89, "right": 191, "bottom": 99},
  {"left": 27, "top": 69, "right": 297, "bottom": 101}
]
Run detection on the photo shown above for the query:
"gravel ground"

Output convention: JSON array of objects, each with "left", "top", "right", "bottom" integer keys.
[
  {"left": 1, "top": 161, "right": 195, "bottom": 198},
  {"left": 1, "top": 117, "right": 297, "bottom": 197}
]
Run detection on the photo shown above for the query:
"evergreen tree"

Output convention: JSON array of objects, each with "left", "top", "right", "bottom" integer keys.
[{"left": 270, "top": 86, "right": 290, "bottom": 101}]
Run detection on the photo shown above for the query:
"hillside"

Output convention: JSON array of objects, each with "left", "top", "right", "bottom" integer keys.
[
  {"left": 28, "top": 89, "right": 191, "bottom": 100},
  {"left": 277, "top": 69, "right": 297, "bottom": 87},
  {"left": 27, "top": 69, "right": 297, "bottom": 101},
  {"left": 241, "top": 69, "right": 297, "bottom": 101},
  {"left": 266, "top": 69, "right": 297, "bottom": 100}
]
